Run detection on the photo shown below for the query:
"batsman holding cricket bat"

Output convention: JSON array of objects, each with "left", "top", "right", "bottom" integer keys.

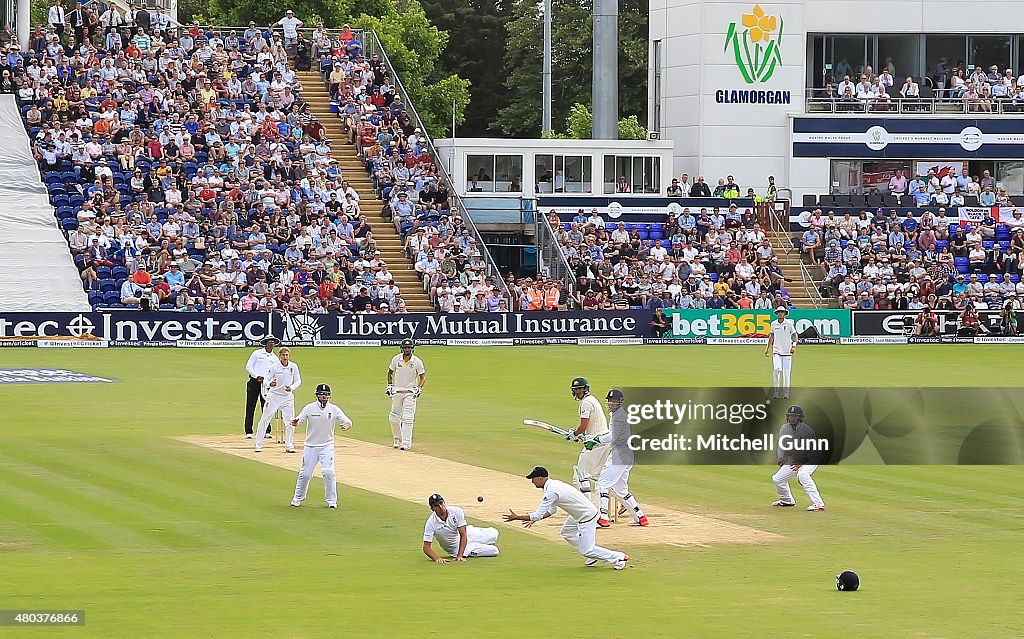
[{"left": 568, "top": 377, "right": 610, "bottom": 497}]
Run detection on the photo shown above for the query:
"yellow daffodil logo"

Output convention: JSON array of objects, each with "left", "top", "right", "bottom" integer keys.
[{"left": 725, "top": 4, "right": 784, "bottom": 84}]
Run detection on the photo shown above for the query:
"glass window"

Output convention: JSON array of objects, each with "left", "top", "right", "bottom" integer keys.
[
  {"left": 997, "top": 161, "right": 1024, "bottom": 197},
  {"left": 467, "top": 154, "right": 493, "bottom": 192},
  {"left": 970, "top": 36, "right": 1011, "bottom": 76},
  {"left": 926, "top": 35, "right": 966, "bottom": 91},
  {"left": 862, "top": 161, "right": 911, "bottom": 194},
  {"left": 642, "top": 157, "right": 661, "bottom": 193},
  {"left": 603, "top": 155, "right": 617, "bottom": 194},
  {"left": 563, "top": 156, "right": 592, "bottom": 193},
  {"left": 466, "top": 154, "right": 522, "bottom": 193},
  {"left": 829, "top": 35, "right": 867, "bottom": 82},
  {"left": 877, "top": 35, "right": 921, "bottom": 84},
  {"left": 830, "top": 160, "right": 861, "bottom": 194},
  {"left": 536, "top": 154, "right": 555, "bottom": 194}
]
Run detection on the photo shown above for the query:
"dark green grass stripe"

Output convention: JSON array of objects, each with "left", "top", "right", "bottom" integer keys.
[
  {"left": 0, "top": 444, "right": 284, "bottom": 550},
  {"left": 0, "top": 451, "right": 201, "bottom": 549}
]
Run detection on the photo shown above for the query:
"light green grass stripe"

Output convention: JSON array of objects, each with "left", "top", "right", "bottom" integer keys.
[
  {"left": 1, "top": 444, "right": 288, "bottom": 550},
  {"left": 0, "top": 472, "right": 121, "bottom": 550},
  {"left": 0, "top": 450, "right": 201, "bottom": 549}
]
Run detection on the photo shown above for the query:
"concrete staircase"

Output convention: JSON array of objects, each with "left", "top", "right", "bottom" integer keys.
[
  {"left": 766, "top": 228, "right": 820, "bottom": 309},
  {"left": 297, "top": 70, "right": 435, "bottom": 312}
]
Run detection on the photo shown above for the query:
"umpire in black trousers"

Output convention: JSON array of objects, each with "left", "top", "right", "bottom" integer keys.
[{"left": 244, "top": 337, "right": 280, "bottom": 438}]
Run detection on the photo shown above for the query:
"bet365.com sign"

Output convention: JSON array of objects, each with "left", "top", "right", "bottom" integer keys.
[{"left": 664, "top": 309, "right": 851, "bottom": 338}]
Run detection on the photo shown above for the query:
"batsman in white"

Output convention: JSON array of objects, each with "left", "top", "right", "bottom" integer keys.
[
  {"left": 503, "top": 466, "right": 629, "bottom": 569},
  {"left": 386, "top": 338, "right": 426, "bottom": 451},
  {"left": 422, "top": 493, "right": 500, "bottom": 563},
  {"left": 585, "top": 389, "right": 649, "bottom": 528},
  {"left": 254, "top": 347, "right": 301, "bottom": 453},
  {"left": 764, "top": 306, "right": 798, "bottom": 400},
  {"left": 771, "top": 404, "right": 826, "bottom": 512},
  {"left": 568, "top": 377, "right": 611, "bottom": 496},
  {"left": 289, "top": 383, "right": 353, "bottom": 509}
]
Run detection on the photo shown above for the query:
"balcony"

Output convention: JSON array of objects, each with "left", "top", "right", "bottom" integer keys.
[{"left": 805, "top": 89, "right": 1024, "bottom": 116}]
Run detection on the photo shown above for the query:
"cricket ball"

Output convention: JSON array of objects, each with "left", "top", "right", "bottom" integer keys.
[{"left": 477, "top": 496, "right": 484, "bottom": 502}]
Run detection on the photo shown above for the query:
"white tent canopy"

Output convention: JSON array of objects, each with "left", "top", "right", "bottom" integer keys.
[{"left": 0, "top": 95, "right": 89, "bottom": 312}]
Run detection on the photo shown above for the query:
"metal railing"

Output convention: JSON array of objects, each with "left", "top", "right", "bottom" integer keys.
[
  {"left": 806, "top": 89, "right": 1024, "bottom": 115},
  {"left": 362, "top": 30, "right": 512, "bottom": 304},
  {"left": 796, "top": 260, "right": 825, "bottom": 308},
  {"left": 534, "top": 208, "right": 577, "bottom": 301}
]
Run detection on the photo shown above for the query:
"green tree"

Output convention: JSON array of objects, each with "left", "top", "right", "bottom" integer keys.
[
  {"left": 560, "top": 102, "right": 646, "bottom": 140},
  {"left": 495, "top": 0, "right": 648, "bottom": 138},
  {"left": 352, "top": 0, "right": 469, "bottom": 136},
  {"left": 419, "top": 0, "right": 513, "bottom": 137},
  {"left": 206, "top": 0, "right": 354, "bottom": 28}
]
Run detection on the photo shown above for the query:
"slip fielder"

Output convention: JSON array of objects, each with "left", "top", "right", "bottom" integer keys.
[
  {"left": 422, "top": 494, "right": 500, "bottom": 563},
  {"left": 764, "top": 306, "right": 798, "bottom": 400},
  {"left": 587, "top": 389, "right": 649, "bottom": 528},
  {"left": 503, "top": 466, "right": 629, "bottom": 569},
  {"left": 386, "top": 338, "right": 426, "bottom": 450},
  {"left": 254, "top": 347, "right": 301, "bottom": 453},
  {"left": 290, "top": 383, "right": 352, "bottom": 509},
  {"left": 568, "top": 377, "right": 611, "bottom": 497}
]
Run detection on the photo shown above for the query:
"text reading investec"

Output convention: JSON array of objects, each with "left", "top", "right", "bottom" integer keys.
[{"left": 624, "top": 401, "right": 829, "bottom": 453}]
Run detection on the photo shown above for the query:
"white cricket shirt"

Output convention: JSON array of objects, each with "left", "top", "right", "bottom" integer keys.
[
  {"left": 422, "top": 505, "right": 468, "bottom": 555},
  {"left": 294, "top": 401, "right": 351, "bottom": 447},
  {"left": 389, "top": 354, "right": 425, "bottom": 392},
  {"left": 529, "top": 478, "right": 599, "bottom": 523},
  {"left": 263, "top": 361, "right": 301, "bottom": 398},
  {"left": 578, "top": 395, "right": 609, "bottom": 436},
  {"left": 770, "top": 319, "right": 798, "bottom": 355},
  {"left": 245, "top": 348, "right": 280, "bottom": 378}
]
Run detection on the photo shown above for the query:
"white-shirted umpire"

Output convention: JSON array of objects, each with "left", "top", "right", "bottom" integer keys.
[{"left": 244, "top": 337, "right": 280, "bottom": 438}]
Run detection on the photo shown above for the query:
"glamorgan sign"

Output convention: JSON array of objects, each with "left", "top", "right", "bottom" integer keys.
[{"left": 718, "top": 4, "right": 790, "bottom": 105}]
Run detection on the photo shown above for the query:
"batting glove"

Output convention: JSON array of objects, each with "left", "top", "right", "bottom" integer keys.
[
  {"left": 412, "top": 387, "right": 422, "bottom": 398},
  {"left": 583, "top": 436, "right": 601, "bottom": 451},
  {"left": 564, "top": 431, "right": 578, "bottom": 441},
  {"left": 385, "top": 384, "right": 395, "bottom": 396}
]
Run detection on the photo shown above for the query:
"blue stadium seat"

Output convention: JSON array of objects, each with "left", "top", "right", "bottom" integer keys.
[
  {"left": 709, "top": 273, "right": 719, "bottom": 282},
  {"left": 935, "top": 240, "right": 949, "bottom": 249},
  {"left": 661, "top": 240, "right": 671, "bottom": 248},
  {"left": 88, "top": 291, "right": 103, "bottom": 307},
  {"left": 60, "top": 219, "right": 78, "bottom": 231},
  {"left": 637, "top": 228, "right": 649, "bottom": 240},
  {"left": 95, "top": 266, "right": 111, "bottom": 279},
  {"left": 1013, "top": 275, "right": 1021, "bottom": 284},
  {"left": 983, "top": 241, "right": 994, "bottom": 249},
  {"left": 111, "top": 266, "right": 128, "bottom": 279},
  {"left": 99, "top": 279, "right": 117, "bottom": 292},
  {"left": 999, "top": 241, "right": 1010, "bottom": 251},
  {"left": 977, "top": 274, "right": 989, "bottom": 283},
  {"left": 954, "top": 258, "right": 969, "bottom": 273},
  {"left": 102, "top": 291, "right": 120, "bottom": 305}
]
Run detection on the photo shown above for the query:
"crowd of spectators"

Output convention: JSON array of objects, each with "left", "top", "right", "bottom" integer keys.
[
  {"left": 819, "top": 60, "right": 1024, "bottom": 112},
  {"left": 544, "top": 199, "right": 794, "bottom": 319},
  {"left": 802, "top": 206, "right": 1024, "bottom": 316},
  {"left": 314, "top": 39, "right": 514, "bottom": 312},
  {"left": 10, "top": 5, "right": 491, "bottom": 314}
]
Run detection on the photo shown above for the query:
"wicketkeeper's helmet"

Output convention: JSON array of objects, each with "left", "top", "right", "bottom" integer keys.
[
  {"left": 605, "top": 388, "right": 624, "bottom": 409},
  {"left": 786, "top": 405, "right": 805, "bottom": 418},
  {"left": 315, "top": 383, "right": 331, "bottom": 399},
  {"left": 836, "top": 570, "right": 860, "bottom": 591},
  {"left": 570, "top": 376, "right": 589, "bottom": 397}
]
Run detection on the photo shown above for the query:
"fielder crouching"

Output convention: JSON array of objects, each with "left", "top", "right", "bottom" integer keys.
[
  {"left": 422, "top": 494, "right": 499, "bottom": 563},
  {"left": 771, "top": 405, "right": 826, "bottom": 512}
]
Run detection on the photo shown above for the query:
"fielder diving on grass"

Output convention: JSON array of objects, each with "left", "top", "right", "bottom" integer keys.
[
  {"left": 503, "top": 466, "right": 629, "bottom": 570},
  {"left": 422, "top": 494, "right": 499, "bottom": 563}
]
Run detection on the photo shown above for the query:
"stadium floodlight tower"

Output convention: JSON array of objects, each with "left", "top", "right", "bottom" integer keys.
[{"left": 592, "top": 0, "right": 618, "bottom": 139}]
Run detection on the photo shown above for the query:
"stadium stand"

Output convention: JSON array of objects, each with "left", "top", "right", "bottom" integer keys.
[{"left": 12, "top": 18, "right": 465, "bottom": 313}]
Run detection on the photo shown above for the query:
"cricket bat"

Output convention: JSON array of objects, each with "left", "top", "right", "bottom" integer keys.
[{"left": 522, "top": 419, "right": 573, "bottom": 438}]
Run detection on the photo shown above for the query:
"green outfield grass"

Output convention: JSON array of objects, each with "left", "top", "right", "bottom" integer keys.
[{"left": 1, "top": 345, "right": 1022, "bottom": 638}]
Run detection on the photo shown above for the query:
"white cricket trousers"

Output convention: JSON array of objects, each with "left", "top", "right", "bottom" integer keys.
[
  {"left": 293, "top": 444, "right": 338, "bottom": 507},
  {"left": 598, "top": 464, "right": 645, "bottom": 518},
  {"left": 389, "top": 392, "right": 418, "bottom": 447},
  {"left": 560, "top": 516, "right": 625, "bottom": 564},
  {"left": 772, "top": 354, "right": 793, "bottom": 398},
  {"left": 254, "top": 393, "right": 295, "bottom": 450},
  {"left": 463, "top": 525, "right": 500, "bottom": 557},
  {"left": 772, "top": 464, "right": 823, "bottom": 507}
]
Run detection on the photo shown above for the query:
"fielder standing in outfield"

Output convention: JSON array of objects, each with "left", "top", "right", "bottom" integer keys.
[
  {"left": 586, "top": 389, "right": 648, "bottom": 528},
  {"left": 254, "top": 347, "right": 301, "bottom": 453},
  {"left": 764, "top": 306, "right": 798, "bottom": 400},
  {"left": 422, "top": 494, "right": 500, "bottom": 563},
  {"left": 568, "top": 377, "right": 611, "bottom": 495},
  {"left": 290, "top": 384, "right": 352, "bottom": 509},
  {"left": 386, "top": 338, "right": 426, "bottom": 450},
  {"left": 771, "top": 405, "right": 826, "bottom": 511},
  {"left": 504, "top": 466, "right": 629, "bottom": 570},
  {"left": 243, "top": 337, "right": 280, "bottom": 439}
]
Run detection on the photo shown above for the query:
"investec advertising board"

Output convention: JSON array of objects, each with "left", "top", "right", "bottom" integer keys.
[
  {"left": 664, "top": 309, "right": 851, "bottom": 339},
  {"left": 0, "top": 311, "right": 648, "bottom": 347}
]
